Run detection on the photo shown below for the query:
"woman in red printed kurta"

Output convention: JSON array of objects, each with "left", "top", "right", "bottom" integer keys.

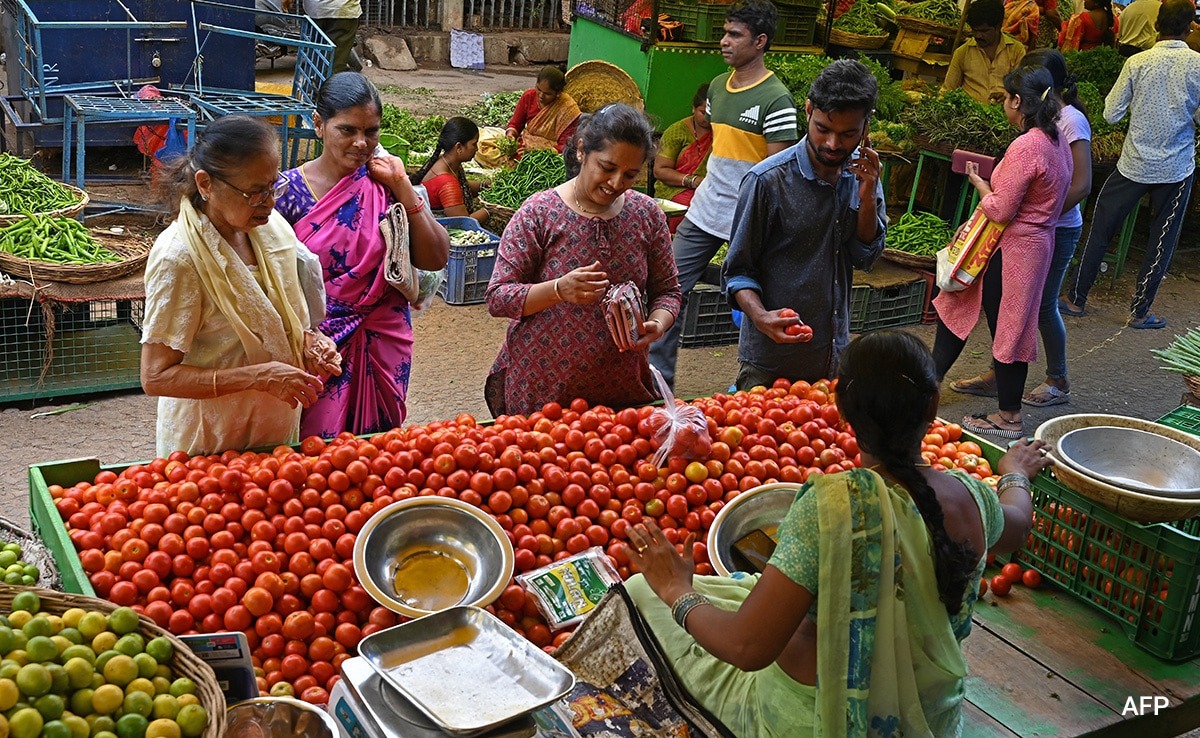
[
  {"left": 485, "top": 105, "right": 682, "bottom": 417},
  {"left": 932, "top": 66, "right": 1072, "bottom": 439}
]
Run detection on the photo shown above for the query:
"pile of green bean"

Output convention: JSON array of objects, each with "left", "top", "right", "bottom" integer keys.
[
  {"left": 0, "top": 154, "right": 81, "bottom": 214},
  {"left": 897, "top": 0, "right": 960, "bottom": 25},
  {"left": 0, "top": 214, "right": 120, "bottom": 264},
  {"left": 886, "top": 212, "right": 955, "bottom": 256},
  {"left": 834, "top": 1, "right": 886, "bottom": 35},
  {"left": 484, "top": 150, "right": 567, "bottom": 209}
]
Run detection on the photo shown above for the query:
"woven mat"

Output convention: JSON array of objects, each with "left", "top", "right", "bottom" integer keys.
[
  {"left": 856, "top": 258, "right": 924, "bottom": 288},
  {"left": 552, "top": 586, "right": 734, "bottom": 738}
]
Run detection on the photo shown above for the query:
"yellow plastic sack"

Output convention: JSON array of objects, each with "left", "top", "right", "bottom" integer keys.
[{"left": 474, "top": 126, "right": 511, "bottom": 169}]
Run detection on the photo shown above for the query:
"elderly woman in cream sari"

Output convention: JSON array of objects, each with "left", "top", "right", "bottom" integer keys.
[
  {"left": 626, "top": 331, "right": 1049, "bottom": 737},
  {"left": 140, "top": 116, "right": 339, "bottom": 457}
]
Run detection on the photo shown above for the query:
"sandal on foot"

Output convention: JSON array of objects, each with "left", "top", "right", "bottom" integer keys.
[
  {"left": 1023, "top": 383, "right": 1071, "bottom": 407},
  {"left": 1130, "top": 314, "right": 1167, "bottom": 329},
  {"left": 950, "top": 375, "right": 999, "bottom": 397},
  {"left": 1059, "top": 298, "right": 1085, "bottom": 317},
  {"left": 962, "top": 413, "right": 1025, "bottom": 439}
]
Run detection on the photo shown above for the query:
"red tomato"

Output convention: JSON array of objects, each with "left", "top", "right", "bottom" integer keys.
[
  {"left": 1022, "top": 569, "right": 1042, "bottom": 589},
  {"left": 1000, "top": 562, "right": 1023, "bottom": 583},
  {"left": 989, "top": 575, "right": 1012, "bottom": 597}
]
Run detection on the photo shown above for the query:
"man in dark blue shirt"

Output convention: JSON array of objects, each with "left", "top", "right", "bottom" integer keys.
[{"left": 724, "top": 60, "right": 887, "bottom": 388}]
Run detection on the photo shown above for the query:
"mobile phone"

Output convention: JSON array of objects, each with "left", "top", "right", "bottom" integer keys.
[{"left": 861, "top": 114, "right": 872, "bottom": 151}]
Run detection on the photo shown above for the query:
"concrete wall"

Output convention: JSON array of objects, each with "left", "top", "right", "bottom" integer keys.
[{"left": 394, "top": 30, "right": 570, "bottom": 65}]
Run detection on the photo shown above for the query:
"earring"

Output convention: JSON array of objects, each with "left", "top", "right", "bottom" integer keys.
[{"left": 201, "top": 194, "right": 209, "bottom": 202}]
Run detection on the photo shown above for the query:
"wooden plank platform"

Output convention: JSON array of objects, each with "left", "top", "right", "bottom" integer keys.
[{"left": 964, "top": 580, "right": 1200, "bottom": 736}]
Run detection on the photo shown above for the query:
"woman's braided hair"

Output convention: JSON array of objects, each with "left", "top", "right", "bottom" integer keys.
[{"left": 836, "top": 330, "right": 979, "bottom": 616}]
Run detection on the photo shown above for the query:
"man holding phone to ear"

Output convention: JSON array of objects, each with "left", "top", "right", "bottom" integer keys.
[{"left": 723, "top": 60, "right": 887, "bottom": 389}]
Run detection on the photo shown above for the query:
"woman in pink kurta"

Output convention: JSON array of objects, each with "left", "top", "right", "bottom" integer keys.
[
  {"left": 485, "top": 104, "right": 682, "bottom": 417},
  {"left": 932, "top": 66, "right": 1072, "bottom": 439}
]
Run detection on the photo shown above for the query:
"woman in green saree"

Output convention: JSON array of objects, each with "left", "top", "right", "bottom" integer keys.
[{"left": 627, "top": 330, "right": 1051, "bottom": 737}]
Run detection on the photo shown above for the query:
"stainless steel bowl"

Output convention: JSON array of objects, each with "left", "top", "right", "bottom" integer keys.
[
  {"left": 1056, "top": 426, "right": 1200, "bottom": 499},
  {"left": 353, "top": 497, "right": 515, "bottom": 618},
  {"left": 226, "top": 696, "right": 339, "bottom": 738},
  {"left": 707, "top": 483, "right": 801, "bottom": 576}
]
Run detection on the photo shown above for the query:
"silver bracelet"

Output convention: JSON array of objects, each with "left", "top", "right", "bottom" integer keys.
[
  {"left": 671, "top": 591, "right": 710, "bottom": 631},
  {"left": 996, "top": 472, "right": 1030, "bottom": 495}
]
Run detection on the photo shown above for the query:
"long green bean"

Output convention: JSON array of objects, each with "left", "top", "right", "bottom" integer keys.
[
  {"left": 0, "top": 153, "right": 81, "bottom": 214},
  {"left": 484, "top": 150, "right": 567, "bottom": 209}
]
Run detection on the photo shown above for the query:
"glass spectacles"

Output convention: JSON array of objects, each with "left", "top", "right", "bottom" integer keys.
[{"left": 212, "top": 174, "right": 289, "bottom": 207}]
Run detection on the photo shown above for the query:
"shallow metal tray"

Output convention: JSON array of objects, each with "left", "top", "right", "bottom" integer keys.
[
  {"left": 358, "top": 606, "right": 575, "bottom": 737},
  {"left": 1057, "top": 425, "right": 1200, "bottom": 499}
]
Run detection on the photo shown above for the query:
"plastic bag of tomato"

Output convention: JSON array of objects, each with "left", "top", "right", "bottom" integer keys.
[{"left": 42, "top": 378, "right": 999, "bottom": 705}]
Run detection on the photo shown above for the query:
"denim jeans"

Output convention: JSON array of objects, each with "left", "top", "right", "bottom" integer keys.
[{"left": 1040, "top": 225, "right": 1083, "bottom": 379}]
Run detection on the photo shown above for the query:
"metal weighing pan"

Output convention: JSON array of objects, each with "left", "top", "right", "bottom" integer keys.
[{"left": 358, "top": 607, "right": 575, "bottom": 737}]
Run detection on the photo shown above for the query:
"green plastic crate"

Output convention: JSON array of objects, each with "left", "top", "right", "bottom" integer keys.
[
  {"left": 28, "top": 457, "right": 106, "bottom": 597},
  {"left": 970, "top": 431, "right": 1200, "bottom": 662},
  {"left": 849, "top": 277, "right": 926, "bottom": 333},
  {"left": 776, "top": 5, "right": 819, "bottom": 46},
  {"left": 1157, "top": 405, "right": 1200, "bottom": 436},
  {"left": 659, "top": 1, "right": 729, "bottom": 43}
]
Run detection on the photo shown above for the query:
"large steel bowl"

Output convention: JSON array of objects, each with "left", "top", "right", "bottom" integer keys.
[
  {"left": 707, "top": 483, "right": 801, "bottom": 577},
  {"left": 353, "top": 497, "right": 514, "bottom": 618},
  {"left": 1057, "top": 426, "right": 1200, "bottom": 499},
  {"left": 226, "top": 696, "right": 339, "bottom": 737}
]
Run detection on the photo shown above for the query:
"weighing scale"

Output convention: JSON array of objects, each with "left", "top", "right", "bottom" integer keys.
[{"left": 330, "top": 657, "right": 556, "bottom": 738}]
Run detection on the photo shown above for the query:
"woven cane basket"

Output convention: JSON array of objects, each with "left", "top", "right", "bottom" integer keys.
[
  {"left": 829, "top": 27, "right": 890, "bottom": 48},
  {"left": 895, "top": 15, "right": 958, "bottom": 36},
  {"left": 480, "top": 195, "right": 519, "bottom": 234},
  {"left": 0, "top": 228, "right": 153, "bottom": 284}
]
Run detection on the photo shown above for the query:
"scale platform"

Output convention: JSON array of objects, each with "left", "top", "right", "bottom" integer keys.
[{"left": 329, "top": 657, "right": 549, "bottom": 738}]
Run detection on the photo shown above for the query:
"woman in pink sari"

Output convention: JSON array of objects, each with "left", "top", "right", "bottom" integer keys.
[{"left": 276, "top": 72, "right": 449, "bottom": 438}]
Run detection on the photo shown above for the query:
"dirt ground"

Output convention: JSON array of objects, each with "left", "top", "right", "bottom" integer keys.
[{"left": 2, "top": 60, "right": 1200, "bottom": 531}]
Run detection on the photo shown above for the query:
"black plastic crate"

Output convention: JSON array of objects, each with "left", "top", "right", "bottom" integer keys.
[
  {"left": 776, "top": 5, "right": 819, "bottom": 45},
  {"left": 849, "top": 277, "right": 926, "bottom": 333},
  {"left": 680, "top": 284, "right": 739, "bottom": 348}
]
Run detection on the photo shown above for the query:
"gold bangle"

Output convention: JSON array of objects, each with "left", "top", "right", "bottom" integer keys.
[
  {"left": 211, "top": 369, "right": 218, "bottom": 398},
  {"left": 553, "top": 278, "right": 563, "bottom": 302}
]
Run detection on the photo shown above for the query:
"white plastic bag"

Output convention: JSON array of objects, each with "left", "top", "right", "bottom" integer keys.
[
  {"left": 410, "top": 268, "right": 446, "bottom": 318},
  {"left": 649, "top": 365, "right": 712, "bottom": 466}
]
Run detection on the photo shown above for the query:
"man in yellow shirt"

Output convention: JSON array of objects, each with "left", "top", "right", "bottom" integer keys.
[{"left": 943, "top": 0, "right": 1026, "bottom": 103}]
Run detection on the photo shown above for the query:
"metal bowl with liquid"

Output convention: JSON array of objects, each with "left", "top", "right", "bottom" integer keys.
[{"left": 353, "top": 497, "right": 515, "bottom": 618}]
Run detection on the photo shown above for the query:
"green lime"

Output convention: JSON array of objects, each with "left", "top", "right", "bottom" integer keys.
[
  {"left": 131, "top": 656, "right": 156, "bottom": 682},
  {"left": 75, "top": 614, "right": 106, "bottom": 642},
  {"left": 0, "top": 665, "right": 16, "bottom": 682},
  {"left": 32, "top": 694, "right": 63, "bottom": 721},
  {"left": 59, "top": 611, "right": 83, "bottom": 630},
  {"left": 148, "top": 696, "right": 177, "bottom": 722},
  {"left": 41, "top": 719, "right": 70, "bottom": 738},
  {"left": 57, "top": 629, "right": 82, "bottom": 647},
  {"left": 121, "top": 691, "right": 152, "bottom": 719},
  {"left": 0, "top": 627, "right": 14, "bottom": 655},
  {"left": 62, "top": 658, "right": 93, "bottom": 690},
  {"left": 93, "top": 652, "right": 120, "bottom": 676},
  {"left": 2, "top": 616, "right": 26, "bottom": 634},
  {"left": 149, "top": 678, "right": 170, "bottom": 697},
  {"left": 101, "top": 657, "right": 137, "bottom": 689},
  {"left": 90, "top": 674, "right": 104, "bottom": 690},
  {"left": 50, "top": 636, "right": 72, "bottom": 657},
  {"left": 44, "top": 664, "right": 68, "bottom": 695},
  {"left": 173, "top": 696, "right": 197, "bottom": 709},
  {"left": 67, "top": 687, "right": 92, "bottom": 717},
  {"left": 113, "top": 635, "right": 143, "bottom": 659},
  {"left": 0, "top": 681, "right": 15, "bottom": 711},
  {"left": 21, "top": 567, "right": 37, "bottom": 582},
  {"left": 124, "top": 679, "right": 155, "bottom": 698},
  {"left": 61, "top": 714, "right": 88, "bottom": 738},
  {"left": 94, "top": 733, "right": 118, "bottom": 738},
  {"left": 3, "top": 543, "right": 20, "bottom": 556},
  {"left": 3, "top": 700, "right": 28, "bottom": 717},
  {"left": 105, "top": 610, "right": 139, "bottom": 637},
  {"left": 142, "top": 640, "right": 172, "bottom": 666},
  {"left": 2, "top": 574, "right": 21, "bottom": 587},
  {"left": 90, "top": 684, "right": 123, "bottom": 715},
  {"left": 173, "top": 705, "right": 206, "bottom": 738},
  {"left": 114, "top": 712, "right": 148, "bottom": 738},
  {"left": 165, "top": 680, "right": 193, "bottom": 699},
  {"left": 7, "top": 594, "right": 36, "bottom": 616},
  {"left": 152, "top": 666, "right": 170, "bottom": 682},
  {"left": 13, "top": 664, "right": 49, "bottom": 698},
  {"left": 6, "top": 707, "right": 39, "bottom": 738},
  {"left": 143, "top": 719, "right": 179, "bottom": 738},
  {"left": 91, "top": 634, "right": 117, "bottom": 655},
  {"left": 60, "top": 647, "right": 94, "bottom": 667},
  {"left": 3, "top": 654, "right": 24, "bottom": 669},
  {"left": 19, "top": 620, "right": 49, "bottom": 642},
  {"left": 0, "top": 714, "right": 8, "bottom": 738},
  {"left": 86, "top": 714, "right": 116, "bottom": 734},
  {"left": 8, "top": 634, "right": 24, "bottom": 654},
  {"left": 23, "top": 637, "right": 55, "bottom": 664},
  {"left": 0, "top": 552, "right": 19, "bottom": 569}
]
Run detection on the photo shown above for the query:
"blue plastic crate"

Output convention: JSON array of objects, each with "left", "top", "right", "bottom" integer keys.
[{"left": 436, "top": 217, "right": 502, "bottom": 306}]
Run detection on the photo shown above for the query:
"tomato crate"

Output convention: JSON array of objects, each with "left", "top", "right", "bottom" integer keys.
[
  {"left": 28, "top": 457, "right": 110, "bottom": 597},
  {"left": 970, "top": 433, "right": 1200, "bottom": 661},
  {"left": 680, "top": 284, "right": 740, "bottom": 348},
  {"left": 437, "top": 217, "right": 501, "bottom": 306},
  {"left": 848, "top": 276, "right": 926, "bottom": 333}
]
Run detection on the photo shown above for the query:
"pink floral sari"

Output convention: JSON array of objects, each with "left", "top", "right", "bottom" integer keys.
[{"left": 288, "top": 166, "right": 412, "bottom": 438}]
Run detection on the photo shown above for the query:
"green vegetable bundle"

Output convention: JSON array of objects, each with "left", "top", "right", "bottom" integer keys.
[
  {"left": 1075, "top": 81, "right": 1127, "bottom": 138},
  {"left": 457, "top": 92, "right": 523, "bottom": 129},
  {"left": 1064, "top": 47, "right": 1125, "bottom": 97},
  {"left": 767, "top": 53, "right": 906, "bottom": 124},
  {"left": 0, "top": 214, "right": 119, "bottom": 264},
  {"left": 856, "top": 54, "right": 906, "bottom": 122},
  {"left": 902, "top": 89, "right": 1016, "bottom": 156},
  {"left": 1153, "top": 329, "right": 1200, "bottom": 378},
  {"left": 886, "top": 211, "right": 954, "bottom": 255},
  {"left": 896, "top": 0, "right": 960, "bottom": 25},
  {"left": 484, "top": 149, "right": 567, "bottom": 209},
  {"left": 0, "top": 154, "right": 81, "bottom": 215},
  {"left": 834, "top": 1, "right": 886, "bottom": 35},
  {"left": 380, "top": 105, "right": 445, "bottom": 154}
]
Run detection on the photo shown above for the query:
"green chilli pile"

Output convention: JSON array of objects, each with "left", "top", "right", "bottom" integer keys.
[
  {"left": 896, "top": 0, "right": 961, "bottom": 25},
  {"left": 834, "top": 1, "right": 887, "bottom": 35},
  {"left": 0, "top": 215, "right": 120, "bottom": 264},
  {"left": 886, "top": 212, "right": 955, "bottom": 256},
  {"left": 484, "top": 150, "right": 567, "bottom": 209},
  {"left": 0, "top": 154, "right": 81, "bottom": 215}
]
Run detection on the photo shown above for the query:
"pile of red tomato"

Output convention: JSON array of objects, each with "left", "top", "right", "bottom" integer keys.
[{"left": 49, "top": 378, "right": 1000, "bottom": 704}]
